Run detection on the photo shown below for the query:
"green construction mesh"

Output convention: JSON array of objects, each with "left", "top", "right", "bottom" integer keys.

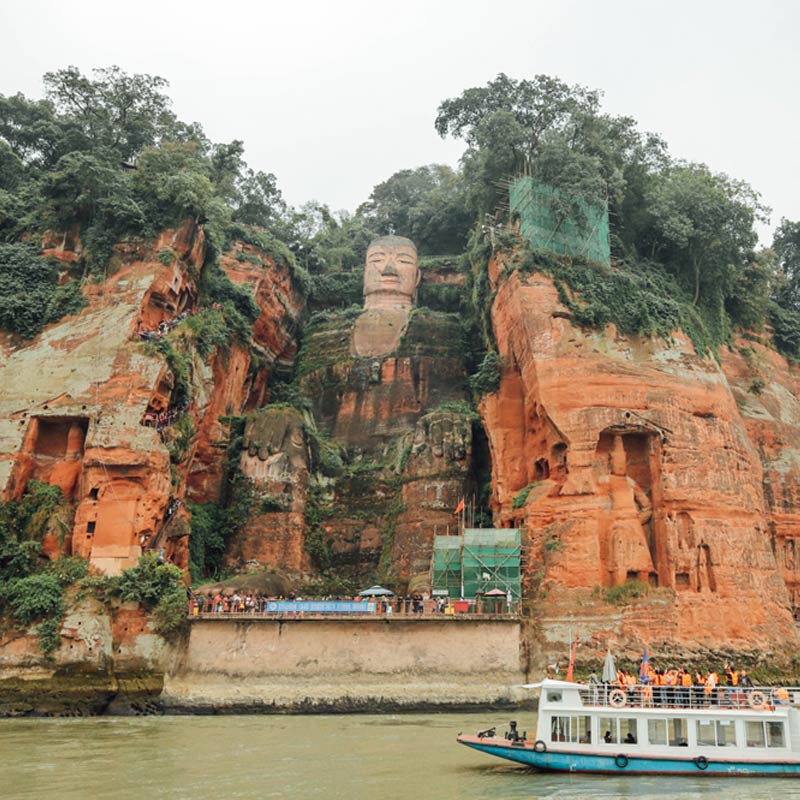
[
  {"left": 509, "top": 176, "right": 610, "bottom": 265},
  {"left": 432, "top": 529, "right": 521, "bottom": 600}
]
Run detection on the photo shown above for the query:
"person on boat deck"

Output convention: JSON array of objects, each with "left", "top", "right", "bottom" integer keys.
[
  {"left": 705, "top": 670, "right": 719, "bottom": 705},
  {"left": 604, "top": 730, "right": 612, "bottom": 744},
  {"left": 739, "top": 670, "right": 753, "bottom": 687},
  {"left": 624, "top": 731, "right": 636, "bottom": 744}
]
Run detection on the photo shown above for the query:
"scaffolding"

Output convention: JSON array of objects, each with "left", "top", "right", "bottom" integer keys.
[
  {"left": 509, "top": 176, "right": 611, "bottom": 266},
  {"left": 432, "top": 528, "right": 522, "bottom": 600}
]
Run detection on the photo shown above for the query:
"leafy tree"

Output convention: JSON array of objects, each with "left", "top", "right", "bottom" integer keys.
[
  {"left": 726, "top": 248, "right": 776, "bottom": 331},
  {"left": 359, "top": 164, "right": 471, "bottom": 254},
  {"left": 5, "top": 573, "right": 64, "bottom": 625},
  {"left": 0, "top": 92, "right": 71, "bottom": 169},
  {"left": 773, "top": 218, "right": 800, "bottom": 309},
  {"left": 42, "top": 66, "right": 180, "bottom": 162},
  {"left": 232, "top": 168, "right": 286, "bottom": 229},
  {"left": 115, "top": 552, "right": 185, "bottom": 607},
  {"left": 435, "top": 73, "right": 603, "bottom": 214},
  {"left": 287, "top": 202, "right": 378, "bottom": 273},
  {"left": 645, "top": 163, "right": 766, "bottom": 306},
  {"left": 0, "top": 243, "right": 86, "bottom": 338}
]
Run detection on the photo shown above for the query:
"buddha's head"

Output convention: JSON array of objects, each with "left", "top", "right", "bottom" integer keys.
[{"left": 363, "top": 235, "right": 419, "bottom": 310}]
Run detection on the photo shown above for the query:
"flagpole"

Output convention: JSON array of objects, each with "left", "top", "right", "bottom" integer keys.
[{"left": 461, "top": 498, "right": 466, "bottom": 599}]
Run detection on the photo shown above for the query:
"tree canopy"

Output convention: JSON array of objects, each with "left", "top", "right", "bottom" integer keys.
[{"left": 0, "top": 65, "right": 795, "bottom": 362}]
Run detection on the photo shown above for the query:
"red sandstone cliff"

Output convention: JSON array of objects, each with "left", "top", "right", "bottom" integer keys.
[
  {"left": 0, "top": 222, "right": 305, "bottom": 576},
  {"left": 479, "top": 253, "right": 799, "bottom": 660}
]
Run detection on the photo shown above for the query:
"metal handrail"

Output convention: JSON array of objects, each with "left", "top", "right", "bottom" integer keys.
[{"left": 576, "top": 684, "right": 800, "bottom": 712}]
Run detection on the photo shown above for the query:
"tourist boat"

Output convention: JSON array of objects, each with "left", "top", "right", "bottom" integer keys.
[{"left": 457, "top": 678, "right": 800, "bottom": 776}]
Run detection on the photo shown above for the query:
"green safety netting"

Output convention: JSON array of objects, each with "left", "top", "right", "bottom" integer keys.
[
  {"left": 509, "top": 176, "right": 610, "bottom": 265},
  {"left": 432, "top": 528, "right": 521, "bottom": 600}
]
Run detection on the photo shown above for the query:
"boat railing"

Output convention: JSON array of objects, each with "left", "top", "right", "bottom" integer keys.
[{"left": 577, "top": 683, "right": 800, "bottom": 712}]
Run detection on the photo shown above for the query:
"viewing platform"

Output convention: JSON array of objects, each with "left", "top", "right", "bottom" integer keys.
[{"left": 576, "top": 684, "right": 800, "bottom": 712}]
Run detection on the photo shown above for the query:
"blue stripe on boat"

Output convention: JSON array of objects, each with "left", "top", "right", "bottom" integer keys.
[{"left": 457, "top": 737, "right": 800, "bottom": 777}]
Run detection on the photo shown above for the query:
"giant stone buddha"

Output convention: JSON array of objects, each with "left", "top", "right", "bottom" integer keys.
[{"left": 232, "top": 235, "right": 478, "bottom": 587}]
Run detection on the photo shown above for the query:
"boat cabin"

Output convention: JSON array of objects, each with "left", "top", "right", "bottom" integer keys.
[{"left": 536, "top": 680, "right": 800, "bottom": 758}]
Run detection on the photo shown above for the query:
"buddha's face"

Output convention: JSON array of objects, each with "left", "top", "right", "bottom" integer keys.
[{"left": 363, "top": 236, "right": 419, "bottom": 309}]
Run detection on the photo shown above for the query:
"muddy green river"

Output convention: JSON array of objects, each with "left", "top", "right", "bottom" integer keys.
[{"left": 2, "top": 712, "right": 800, "bottom": 799}]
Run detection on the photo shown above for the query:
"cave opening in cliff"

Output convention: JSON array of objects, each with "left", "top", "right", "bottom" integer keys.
[
  {"left": 32, "top": 417, "right": 88, "bottom": 459},
  {"left": 10, "top": 416, "right": 90, "bottom": 502},
  {"left": 471, "top": 421, "right": 494, "bottom": 528}
]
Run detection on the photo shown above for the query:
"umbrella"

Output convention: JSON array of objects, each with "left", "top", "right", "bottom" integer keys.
[
  {"left": 602, "top": 648, "right": 617, "bottom": 683},
  {"left": 359, "top": 585, "right": 394, "bottom": 596},
  {"left": 483, "top": 588, "right": 507, "bottom": 597}
]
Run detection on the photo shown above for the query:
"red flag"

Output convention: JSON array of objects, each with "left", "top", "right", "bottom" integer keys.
[{"left": 453, "top": 498, "right": 465, "bottom": 516}]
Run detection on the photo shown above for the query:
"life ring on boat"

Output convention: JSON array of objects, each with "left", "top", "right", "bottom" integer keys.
[
  {"left": 748, "top": 690, "right": 767, "bottom": 710},
  {"left": 694, "top": 755, "right": 709, "bottom": 771},
  {"left": 533, "top": 740, "right": 547, "bottom": 753},
  {"left": 608, "top": 689, "right": 627, "bottom": 708},
  {"left": 614, "top": 754, "right": 629, "bottom": 769}
]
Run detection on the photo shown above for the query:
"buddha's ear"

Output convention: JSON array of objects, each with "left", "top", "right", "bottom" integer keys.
[{"left": 415, "top": 269, "right": 421, "bottom": 288}]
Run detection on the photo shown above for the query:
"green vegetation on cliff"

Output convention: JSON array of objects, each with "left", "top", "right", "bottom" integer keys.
[
  {"left": 437, "top": 73, "right": 796, "bottom": 361},
  {"left": 0, "top": 243, "right": 86, "bottom": 338},
  {"left": 0, "top": 483, "right": 186, "bottom": 651}
]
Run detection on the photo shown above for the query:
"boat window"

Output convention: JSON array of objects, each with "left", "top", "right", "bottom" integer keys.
[
  {"left": 696, "top": 720, "right": 716, "bottom": 747},
  {"left": 578, "top": 717, "right": 592, "bottom": 744},
  {"left": 746, "top": 720, "right": 785, "bottom": 748},
  {"left": 648, "top": 719, "right": 667, "bottom": 745},
  {"left": 550, "top": 715, "right": 592, "bottom": 744},
  {"left": 746, "top": 720, "right": 766, "bottom": 747},
  {"left": 716, "top": 720, "right": 736, "bottom": 747},
  {"left": 599, "top": 717, "right": 637, "bottom": 745},
  {"left": 599, "top": 717, "right": 616, "bottom": 744},
  {"left": 619, "top": 718, "right": 638, "bottom": 745},
  {"left": 669, "top": 718, "right": 688, "bottom": 746},
  {"left": 696, "top": 719, "right": 737, "bottom": 747},
  {"left": 767, "top": 721, "right": 785, "bottom": 748},
  {"left": 546, "top": 691, "right": 562, "bottom": 703}
]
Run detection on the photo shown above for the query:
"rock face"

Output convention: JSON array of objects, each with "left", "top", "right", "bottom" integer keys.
[
  {"left": 0, "top": 222, "right": 305, "bottom": 576},
  {"left": 227, "top": 407, "right": 311, "bottom": 573},
  {"left": 0, "top": 596, "right": 166, "bottom": 716},
  {"left": 5, "top": 217, "right": 800, "bottom": 668},
  {"left": 295, "top": 308, "right": 474, "bottom": 584},
  {"left": 721, "top": 338, "right": 800, "bottom": 614},
  {"left": 480, "top": 258, "right": 798, "bottom": 659}
]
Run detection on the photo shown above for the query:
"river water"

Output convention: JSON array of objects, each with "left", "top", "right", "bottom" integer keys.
[{"left": 3, "top": 712, "right": 800, "bottom": 800}]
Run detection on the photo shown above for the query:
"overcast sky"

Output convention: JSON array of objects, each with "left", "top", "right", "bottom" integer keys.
[{"left": 1, "top": 0, "right": 797, "bottom": 242}]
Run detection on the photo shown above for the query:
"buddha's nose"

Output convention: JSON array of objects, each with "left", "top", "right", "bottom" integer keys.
[{"left": 381, "top": 259, "right": 399, "bottom": 277}]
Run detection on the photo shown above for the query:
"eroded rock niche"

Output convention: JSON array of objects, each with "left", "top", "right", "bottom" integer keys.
[
  {"left": 595, "top": 430, "right": 659, "bottom": 587},
  {"left": 10, "top": 416, "right": 89, "bottom": 501}
]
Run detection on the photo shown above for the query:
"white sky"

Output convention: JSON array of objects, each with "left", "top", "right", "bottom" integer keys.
[{"left": 1, "top": 0, "right": 797, "bottom": 243}]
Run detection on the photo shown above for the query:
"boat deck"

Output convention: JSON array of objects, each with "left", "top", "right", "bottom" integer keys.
[{"left": 576, "top": 684, "right": 800, "bottom": 712}]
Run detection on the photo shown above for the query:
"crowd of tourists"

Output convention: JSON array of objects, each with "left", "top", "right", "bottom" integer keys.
[
  {"left": 141, "top": 404, "right": 188, "bottom": 431},
  {"left": 189, "top": 592, "right": 507, "bottom": 616},
  {"left": 190, "top": 593, "right": 435, "bottom": 616},
  {"left": 137, "top": 302, "right": 226, "bottom": 341},
  {"left": 588, "top": 663, "right": 793, "bottom": 707}
]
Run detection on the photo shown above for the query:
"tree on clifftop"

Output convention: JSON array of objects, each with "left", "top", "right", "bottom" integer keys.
[
  {"left": 42, "top": 66, "right": 185, "bottom": 162},
  {"left": 645, "top": 163, "right": 766, "bottom": 307},
  {"left": 773, "top": 218, "right": 800, "bottom": 310},
  {"left": 434, "top": 72, "right": 668, "bottom": 252},
  {"left": 358, "top": 164, "right": 471, "bottom": 255}
]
